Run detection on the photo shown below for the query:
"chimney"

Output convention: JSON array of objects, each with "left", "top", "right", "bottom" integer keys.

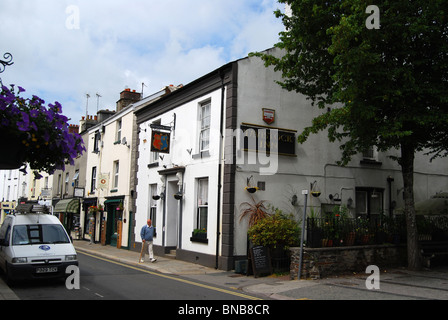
[
  {"left": 68, "top": 124, "right": 80, "bottom": 135},
  {"left": 79, "top": 115, "right": 98, "bottom": 133},
  {"left": 116, "top": 88, "right": 141, "bottom": 112}
]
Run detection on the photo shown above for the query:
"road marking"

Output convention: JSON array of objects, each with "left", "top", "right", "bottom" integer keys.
[{"left": 78, "top": 251, "right": 263, "bottom": 300}]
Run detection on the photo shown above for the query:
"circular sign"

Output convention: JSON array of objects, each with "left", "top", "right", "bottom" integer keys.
[{"left": 39, "top": 245, "right": 51, "bottom": 251}]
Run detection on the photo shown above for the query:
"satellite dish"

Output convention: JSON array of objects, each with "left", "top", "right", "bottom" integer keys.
[{"left": 121, "top": 137, "right": 127, "bottom": 145}]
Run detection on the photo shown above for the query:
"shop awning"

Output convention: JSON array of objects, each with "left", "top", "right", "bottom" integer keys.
[
  {"left": 104, "top": 198, "right": 123, "bottom": 205},
  {"left": 54, "top": 198, "right": 79, "bottom": 214}
]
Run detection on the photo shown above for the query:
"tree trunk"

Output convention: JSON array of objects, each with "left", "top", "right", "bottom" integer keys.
[{"left": 400, "top": 142, "right": 422, "bottom": 270}]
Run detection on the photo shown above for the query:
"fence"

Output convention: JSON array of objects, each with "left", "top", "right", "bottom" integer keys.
[
  {"left": 306, "top": 216, "right": 407, "bottom": 248},
  {"left": 306, "top": 215, "right": 448, "bottom": 248}
]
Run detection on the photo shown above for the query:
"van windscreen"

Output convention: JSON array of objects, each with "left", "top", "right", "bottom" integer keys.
[{"left": 12, "top": 224, "right": 70, "bottom": 246}]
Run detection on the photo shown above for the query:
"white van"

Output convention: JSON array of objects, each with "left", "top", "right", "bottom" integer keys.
[{"left": 0, "top": 205, "right": 78, "bottom": 283}]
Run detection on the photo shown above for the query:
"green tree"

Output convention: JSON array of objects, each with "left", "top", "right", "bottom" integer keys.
[{"left": 254, "top": 0, "right": 448, "bottom": 270}]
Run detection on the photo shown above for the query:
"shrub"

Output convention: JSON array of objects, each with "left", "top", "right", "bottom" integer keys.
[{"left": 248, "top": 213, "right": 301, "bottom": 250}]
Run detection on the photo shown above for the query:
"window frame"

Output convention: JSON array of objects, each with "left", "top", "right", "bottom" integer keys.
[
  {"left": 196, "top": 178, "right": 209, "bottom": 232},
  {"left": 198, "top": 101, "right": 211, "bottom": 153}
]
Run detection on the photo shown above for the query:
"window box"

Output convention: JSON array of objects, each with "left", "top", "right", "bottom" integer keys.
[{"left": 190, "top": 230, "right": 208, "bottom": 244}]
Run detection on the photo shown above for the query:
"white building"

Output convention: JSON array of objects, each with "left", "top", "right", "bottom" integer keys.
[
  {"left": 133, "top": 48, "right": 448, "bottom": 271},
  {"left": 0, "top": 168, "right": 30, "bottom": 222},
  {"left": 84, "top": 87, "right": 180, "bottom": 248}
]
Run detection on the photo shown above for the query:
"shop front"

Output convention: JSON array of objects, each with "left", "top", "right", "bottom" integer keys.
[
  {"left": 53, "top": 198, "right": 80, "bottom": 234},
  {"left": 104, "top": 197, "right": 125, "bottom": 248},
  {"left": 82, "top": 197, "right": 98, "bottom": 241}
]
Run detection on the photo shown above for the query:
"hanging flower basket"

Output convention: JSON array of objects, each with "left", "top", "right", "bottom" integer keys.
[
  {"left": 0, "top": 128, "right": 25, "bottom": 169},
  {"left": 245, "top": 186, "right": 258, "bottom": 194},
  {"left": 0, "top": 84, "right": 86, "bottom": 176}
]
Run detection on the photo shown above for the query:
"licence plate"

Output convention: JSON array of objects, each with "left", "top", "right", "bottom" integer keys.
[{"left": 36, "top": 267, "right": 58, "bottom": 273}]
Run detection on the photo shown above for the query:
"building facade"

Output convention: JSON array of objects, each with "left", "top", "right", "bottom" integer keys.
[{"left": 133, "top": 48, "right": 448, "bottom": 271}]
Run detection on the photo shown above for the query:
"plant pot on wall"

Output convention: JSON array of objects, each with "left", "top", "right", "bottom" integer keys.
[
  {"left": 190, "top": 229, "right": 208, "bottom": 243},
  {"left": 345, "top": 232, "right": 356, "bottom": 246},
  {"left": 245, "top": 187, "right": 258, "bottom": 194},
  {"left": 174, "top": 192, "right": 183, "bottom": 200}
]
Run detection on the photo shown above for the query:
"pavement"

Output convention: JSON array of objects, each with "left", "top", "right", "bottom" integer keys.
[{"left": 1, "top": 240, "right": 448, "bottom": 300}]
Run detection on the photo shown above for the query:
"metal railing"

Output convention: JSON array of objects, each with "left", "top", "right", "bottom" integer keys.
[{"left": 306, "top": 216, "right": 407, "bottom": 248}]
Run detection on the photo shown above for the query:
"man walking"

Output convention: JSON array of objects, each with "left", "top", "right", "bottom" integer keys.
[{"left": 140, "top": 219, "right": 157, "bottom": 263}]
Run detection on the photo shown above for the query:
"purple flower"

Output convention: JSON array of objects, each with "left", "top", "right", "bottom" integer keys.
[
  {"left": 18, "top": 86, "right": 25, "bottom": 93},
  {"left": 17, "top": 112, "right": 30, "bottom": 131},
  {"left": 45, "top": 109, "right": 54, "bottom": 122},
  {"left": 30, "top": 109, "right": 39, "bottom": 118}
]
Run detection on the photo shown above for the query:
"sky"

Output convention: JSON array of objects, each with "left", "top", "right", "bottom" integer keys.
[{"left": 0, "top": 0, "right": 284, "bottom": 125}]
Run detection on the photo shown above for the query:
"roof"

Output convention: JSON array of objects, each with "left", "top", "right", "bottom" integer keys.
[{"left": 11, "top": 214, "right": 60, "bottom": 225}]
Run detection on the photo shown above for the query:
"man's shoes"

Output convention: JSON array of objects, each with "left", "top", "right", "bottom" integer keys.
[
  {"left": 139, "top": 259, "right": 144, "bottom": 263},
  {"left": 151, "top": 258, "right": 157, "bottom": 263}
]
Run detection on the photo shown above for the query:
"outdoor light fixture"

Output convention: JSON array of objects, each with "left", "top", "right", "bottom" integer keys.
[
  {"left": 329, "top": 193, "right": 341, "bottom": 202},
  {"left": 347, "top": 197, "right": 354, "bottom": 208},
  {"left": 291, "top": 194, "right": 298, "bottom": 206}
]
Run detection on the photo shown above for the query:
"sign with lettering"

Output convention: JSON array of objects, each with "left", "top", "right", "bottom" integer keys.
[
  {"left": 151, "top": 131, "right": 170, "bottom": 154},
  {"left": 249, "top": 245, "right": 272, "bottom": 278},
  {"left": 240, "top": 123, "right": 296, "bottom": 157}
]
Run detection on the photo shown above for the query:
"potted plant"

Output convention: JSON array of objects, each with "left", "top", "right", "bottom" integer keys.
[
  {"left": 116, "top": 202, "right": 123, "bottom": 211},
  {"left": 239, "top": 196, "right": 270, "bottom": 227},
  {"left": 192, "top": 228, "right": 207, "bottom": 239},
  {"left": 191, "top": 228, "right": 208, "bottom": 243},
  {"left": 247, "top": 212, "right": 300, "bottom": 251},
  {"left": 245, "top": 186, "right": 259, "bottom": 194}
]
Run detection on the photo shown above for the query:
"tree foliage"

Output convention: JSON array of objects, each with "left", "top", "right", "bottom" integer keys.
[{"left": 254, "top": 0, "right": 448, "bottom": 269}]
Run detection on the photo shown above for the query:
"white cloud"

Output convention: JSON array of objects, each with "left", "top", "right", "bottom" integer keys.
[{"left": 0, "top": 0, "right": 284, "bottom": 124}]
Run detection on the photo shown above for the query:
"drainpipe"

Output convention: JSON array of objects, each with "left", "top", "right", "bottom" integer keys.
[
  {"left": 215, "top": 69, "right": 226, "bottom": 269},
  {"left": 387, "top": 176, "right": 394, "bottom": 218}
]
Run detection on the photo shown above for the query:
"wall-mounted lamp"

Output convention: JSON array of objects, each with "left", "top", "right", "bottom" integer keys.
[
  {"left": 291, "top": 194, "right": 298, "bottom": 206},
  {"left": 347, "top": 197, "right": 353, "bottom": 208},
  {"left": 329, "top": 193, "right": 341, "bottom": 202}
]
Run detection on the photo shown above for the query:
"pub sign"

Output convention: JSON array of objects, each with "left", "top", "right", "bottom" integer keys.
[
  {"left": 151, "top": 130, "right": 170, "bottom": 154},
  {"left": 262, "top": 108, "right": 275, "bottom": 125}
]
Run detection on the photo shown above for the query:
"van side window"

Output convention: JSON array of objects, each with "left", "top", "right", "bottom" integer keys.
[{"left": 0, "top": 217, "right": 12, "bottom": 242}]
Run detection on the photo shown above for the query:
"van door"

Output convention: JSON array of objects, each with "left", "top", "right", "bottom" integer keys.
[{"left": 0, "top": 217, "right": 12, "bottom": 271}]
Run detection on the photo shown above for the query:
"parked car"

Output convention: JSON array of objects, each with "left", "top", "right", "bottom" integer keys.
[{"left": 0, "top": 205, "right": 78, "bottom": 283}]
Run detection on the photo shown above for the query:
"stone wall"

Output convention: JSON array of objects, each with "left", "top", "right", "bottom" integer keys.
[{"left": 290, "top": 245, "right": 407, "bottom": 279}]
